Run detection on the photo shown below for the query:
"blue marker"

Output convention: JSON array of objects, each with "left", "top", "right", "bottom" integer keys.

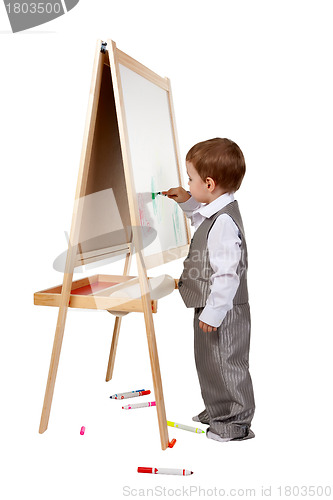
[{"left": 110, "top": 389, "right": 146, "bottom": 400}]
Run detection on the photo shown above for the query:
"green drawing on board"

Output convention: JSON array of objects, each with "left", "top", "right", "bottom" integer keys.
[
  {"left": 151, "top": 176, "right": 164, "bottom": 223},
  {"left": 151, "top": 177, "right": 157, "bottom": 215},
  {"left": 172, "top": 204, "right": 182, "bottom": 245}
]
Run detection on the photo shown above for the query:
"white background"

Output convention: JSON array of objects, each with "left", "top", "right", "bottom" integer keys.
[{"left": 0, "top": 1, "right": 332, "bottom": 499}]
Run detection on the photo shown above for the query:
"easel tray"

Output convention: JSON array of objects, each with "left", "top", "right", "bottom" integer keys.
[{"left": 34, "top": 274, "right": 158, "bottom": 313}]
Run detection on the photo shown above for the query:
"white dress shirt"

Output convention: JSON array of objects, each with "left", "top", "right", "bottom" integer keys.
[{"left": 179, "top": 192, "right": 242, "bottom": 328}]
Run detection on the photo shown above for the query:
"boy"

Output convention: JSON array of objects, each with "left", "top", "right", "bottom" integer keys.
[{"left": 163, "top": 138, "right": 255, "bottom": 442}]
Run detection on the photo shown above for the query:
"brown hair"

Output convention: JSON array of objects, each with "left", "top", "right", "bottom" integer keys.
[{"left": 186, "top": 138, "right": 246, "bottom": 192}]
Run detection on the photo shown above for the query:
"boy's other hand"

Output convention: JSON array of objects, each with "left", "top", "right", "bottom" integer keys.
[
  {"left": 162, "top": 187, "right": 191, "bottom": 203},
  {"left": 199, "top": 321, "right": 217, "bottom": 333}
]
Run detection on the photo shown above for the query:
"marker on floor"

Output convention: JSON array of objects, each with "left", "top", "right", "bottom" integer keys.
[
  {"left": 110, "top": 389, "right": 146, "bottom": 399},
  {"left": 122, "top": 401, "right": 156, "bottom": 410},
  {"left": 167, "top": 420, "right": 205, "bottom": 434},
  {"left": 138, "top": 467, "right": 193, "bottom": 476},
  {"left": 168, "top": 438, "right": 177, "bottom": 448},
  {"left": 110, "top": 390, "right": 150, "bottom": 400},
  {"left": 80, "top": 426, "right": 85, "bottom": 435}
]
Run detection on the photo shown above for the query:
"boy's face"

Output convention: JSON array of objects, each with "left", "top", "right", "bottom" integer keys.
[{"left": 186, "top": 161, "right": 211, "bottom": 203}]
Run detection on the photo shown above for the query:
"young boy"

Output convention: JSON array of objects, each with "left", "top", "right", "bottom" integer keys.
[{"left": 163, "top": 138, "right": 255, "bottom": 442}]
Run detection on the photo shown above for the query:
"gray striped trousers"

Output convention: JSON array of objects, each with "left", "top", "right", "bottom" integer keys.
[{"left": 194, "top": 303, "right": 255, "bottom": 440}]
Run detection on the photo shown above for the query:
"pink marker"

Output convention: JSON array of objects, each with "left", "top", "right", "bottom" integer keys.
[
  {"left": 80, "top": 426, "right": 85, "bottom": 435},
  {"left": 122, "top": 401, "right": 156, "bottom": 410}
]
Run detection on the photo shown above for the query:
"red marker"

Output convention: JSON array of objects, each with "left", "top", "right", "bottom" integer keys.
[
  {"left": 138, "top": 467, "right": 193, "bottom": 476},
  {"left": 110, "top": 390, "right": 150, "bottom": 400}
]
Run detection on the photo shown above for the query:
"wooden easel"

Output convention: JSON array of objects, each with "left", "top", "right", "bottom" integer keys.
[{"left": 34, "top": 40, "right": 190, "bottom": 450}]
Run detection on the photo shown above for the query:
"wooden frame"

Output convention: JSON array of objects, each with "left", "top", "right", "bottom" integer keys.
[
  {"left": 36, "top": 39, "right": 189, "bottom": 450},
  {"left": 108, "top": 42, "right": 191, "bottom": 269},
  {"left": 34, "top": 274, "right": 159, "bottom": 313}
]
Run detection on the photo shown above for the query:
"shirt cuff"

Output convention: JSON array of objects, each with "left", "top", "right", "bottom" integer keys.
[
  {"left": 178, "top": 193, "right": 202, "bottom": 212},
  {"left": 198, "top": 305, "right": 229, "bottom": 328}
]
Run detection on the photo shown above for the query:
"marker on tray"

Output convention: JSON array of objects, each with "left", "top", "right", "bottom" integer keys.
[
  {"left": 122, "top": 401, "right": 156, "bottom": 410},
  {"left": 138, "top": 467, "right": 193, "bottom": 476},
  {"left": 110, "top": 390, "right": 150, "bottom": 400}
]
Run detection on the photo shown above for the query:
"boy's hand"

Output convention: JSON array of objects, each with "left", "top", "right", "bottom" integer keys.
[
  {"left": 199, "top": 321, "right": 217, "bottom": 333},
  {"left": 162, "top": 187, "right": 191, "bottom": 203}
]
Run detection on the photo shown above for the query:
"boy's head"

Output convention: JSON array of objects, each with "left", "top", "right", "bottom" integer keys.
[{"left": 186, "top": 138, "right": 246, "bottom": 199}]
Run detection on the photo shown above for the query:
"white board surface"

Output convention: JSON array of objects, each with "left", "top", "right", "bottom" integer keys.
[{"left": 119, "top": 64, "right": 188, "bottom": 262}]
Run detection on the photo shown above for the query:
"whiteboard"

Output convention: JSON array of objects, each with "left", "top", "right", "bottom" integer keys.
[{"left": 119, "top": 64, "right": 188, "bottom": 262}]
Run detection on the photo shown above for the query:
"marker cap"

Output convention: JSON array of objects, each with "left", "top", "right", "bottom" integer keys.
[
  {"left": 168, "top": 438, "right": 177, "bottom": 448},
  {"left": 138, "top": 467, "right": 156, "bottom": 474}
]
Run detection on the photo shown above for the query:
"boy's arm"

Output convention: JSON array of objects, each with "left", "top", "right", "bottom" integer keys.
[
  {"left": 163, "top": 187, "right": 204, "bottom": 229},
  {"left": 178, "top": 193, "right": 204, "bottom": 230},
  {"left": 198, "top": 214, "right": 242, "bottom": 328}
]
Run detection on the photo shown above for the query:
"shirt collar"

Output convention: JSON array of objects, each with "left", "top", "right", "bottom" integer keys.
[{"left": 197, "top": 192, "right": 235, "bottom": 219}]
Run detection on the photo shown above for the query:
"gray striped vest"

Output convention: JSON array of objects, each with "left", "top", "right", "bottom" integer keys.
[{"left": 178, "top": 200, "right": 248, "bottom": 308}]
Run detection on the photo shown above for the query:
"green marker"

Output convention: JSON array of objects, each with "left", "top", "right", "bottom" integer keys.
[{"left": 152, "top": 191, "right": 163, "bottom": 199}]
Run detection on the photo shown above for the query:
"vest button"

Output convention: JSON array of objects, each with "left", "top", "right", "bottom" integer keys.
[{"left": 178, "top": 280, "right": 183, "bottom": 287}]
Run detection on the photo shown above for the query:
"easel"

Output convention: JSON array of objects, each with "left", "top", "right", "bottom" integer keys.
[{"left": 34, "top": 39, "right": 191, "bottom": 450}]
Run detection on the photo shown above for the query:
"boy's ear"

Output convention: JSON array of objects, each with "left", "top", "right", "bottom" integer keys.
[{"left": 206, "top": 177, "right": 215, "bottom": 189}]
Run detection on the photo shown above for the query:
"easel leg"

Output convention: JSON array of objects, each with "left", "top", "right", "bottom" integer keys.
[
  {"left": 105, "top": 252, "right": 132, "bottom": 381},
  {"left": 134, "top": 248, "right": 169, "bottom": 450},
  {"left": 39, "top": 273, "right": 73, "bottom": 433},
  {"left": 143, "top": 299, "right": 169, "bottom": 450},
  {"left": 105, "top": 315, "right": 122, "bottom": 381}
]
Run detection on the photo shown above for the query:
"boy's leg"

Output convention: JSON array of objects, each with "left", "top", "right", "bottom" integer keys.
[
  {"left": 192, "top": 409, "right": 209, "bottom": 424},
  {"left": 194, "top": 305, "right": 255, "bottom": 441}
]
